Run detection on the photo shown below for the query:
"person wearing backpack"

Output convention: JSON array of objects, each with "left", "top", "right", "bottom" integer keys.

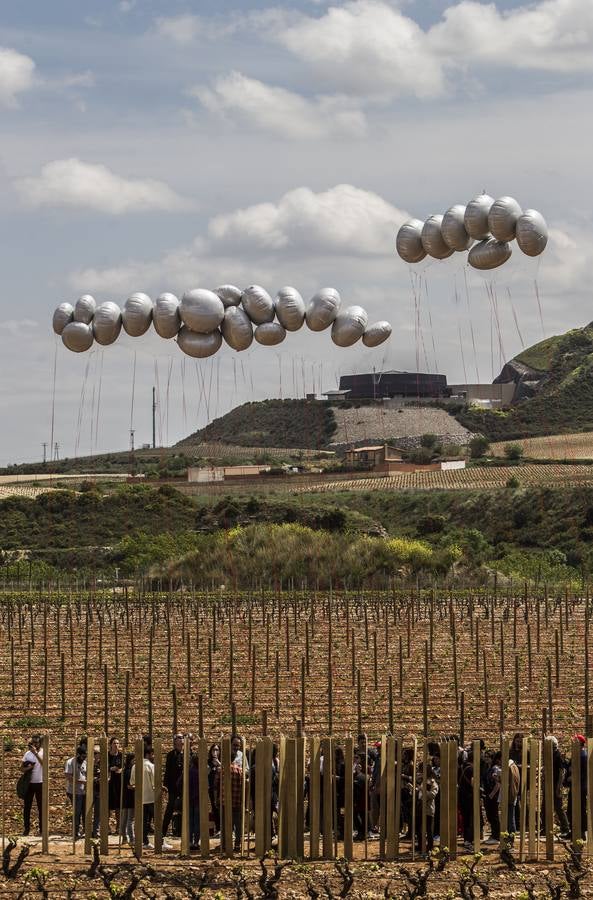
[{"left": 21, "top": 735, "right": 43, "bottom": 836}]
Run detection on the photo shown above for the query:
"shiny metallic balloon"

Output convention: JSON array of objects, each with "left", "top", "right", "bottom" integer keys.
[
  {"left": 331, "top": 305, "right": 368, "bottom": 347},
  {"left": 421, "top": 215, "right": 454, "bottom": 260},
  {"left": 52, "top": 302, "right": 74, "bottom": 335},
  {"left": 306, "top": 288, "right": 341, "bottom": 331},
  {"left": 516, "top": 209, "right": 548, "bottom": 257},
  {"left": 62, "top": 321, "right": 94, "bottom": 352},
  {"left": 93, "top": 301, "right": 122, "bottom": 346},
  {"left": 488, "top": 196, "right": 523, "bottom": 242},
  {"left": 241, "top": 285, "right": 275, "bottom": 325},
  {"left": 464, "top": 194, "right": 494, "bottom": 240},
  {"left": 442, "top": 205, "right": 473, "bottom": 251},
  {"left": 215, "top": 285, "right": 243, "bottom": 308},
  {"left": 122, "top": 292, "right": 153, "bottom": 337},
  {"left": 221, "top": 306, "right": 253, "bottom": 351},
  {"left": 177, "top": 326, "right": 222, "bottom": 358},
  {"left": 153, "top": 293, "right": 181, "bottom": 339},
  {"left": 275, "top": 287, "right": 305, "bottom": 331},
  {"left": 396, "top": 219, "right": 427, "bottom": 264},
  {"left": 468, "top": 238, "right": 512, "bottom": 270},
  {"left": 362, "top": 321, "right": 392, "bottom": 347},
  {"left": 254, "top": 322, "right": 287, "bottom": 346},
  {"left": 180, "top": 289, "right": 225, "bottom": 334},
  {"left": 73, "top": 294, "right": 96, "bottom": 325}
]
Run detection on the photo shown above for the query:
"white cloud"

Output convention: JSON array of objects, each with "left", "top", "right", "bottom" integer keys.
[
  {"left": 430, "top": 0, "right": 593, "bottom": 73},
  {"left": 0, "top": 319, "right": 38, "bottom": 336},
  {"left": 119, "top": 0, "right": 136, "bottom": 11},
  {"left": 193, "top": 72, "right": 367, "bottom": 139},
  {"left": 208, "top": 183, "right": 406, "bottom": 256},
  {"left": 17, "top": 158, "right": 190, "bottom": 215},
  {"left": 265, "top": 0, "right": 593, "bottom": 101},
  {"left": 258, "top": 1, "right": 446, "bottom": 99},
  {"left": 0, "top": 47, "right": 36, "bottom": 107}
]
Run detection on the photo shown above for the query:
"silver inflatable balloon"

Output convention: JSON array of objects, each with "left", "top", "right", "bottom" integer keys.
[
  {"left": 241, "top": 285, "right": 275, "bottom": 325},
  {"left": 74, "top": 294, "right": 96, "bottom": 324},
  {"left": 306, "top": 288, "right": 341, "bottom": 331},
  {"left": 62, "top": 321, "right": 94, "bottom": 353},
  {"left": 464, "top": 194, "right": 494, "bottom": 240},
  {"left": 488, "top": 196, "right": 522, "bottom": 242},
  {"left": 93, "top": 301, "right": 122, "bottom": 346},
  {"left": 362, "top": 321, "right": 392, "bottom": 347},
  {"left": 177, "top": 326, "right": 222, "bottom": 358},
  {"left": 222, "top": 306, "right": 253, "bottom": 351},
  {"left": 275, "top": 287, "right": 305, "bottom": 331},
  {"left": 442, "top": 205, "right": 473, "bottom": 251},
  {"left": 254, "top": 322, "right": 286, "bottom": 346},
  {"left": 516, "top": 209, "right": 548, "bottom": 257},
  {"left": 52, "top": 302, "right": 74, "bottom": 335},
  {"left": 180, "top": 289, "right": 225, "bottom": 334},
  {"left": 468, "top": 238, "right": 512, "bottom": 270},
  {"left": 122, "top": 292, "right": 153, "bottom": 337},
  {"left": 153, "top": 292, "right": 181, "bottom": 339},
  {"left": 396, "top": 219, "right": 427, "bottom": 264},
  {"left": 421, "top": 216, "right": 454, "bottom": 260},
  {"left": 331, "top": 305, "right": 368, "bottom": 347},
  {"left": 215, "top": 285, "right": 243, "bottom": 308}
]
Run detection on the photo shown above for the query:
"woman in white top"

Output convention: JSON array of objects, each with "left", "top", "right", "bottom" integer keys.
[{"left": 22, "top": 735, "right": 43, "bottom": 836}]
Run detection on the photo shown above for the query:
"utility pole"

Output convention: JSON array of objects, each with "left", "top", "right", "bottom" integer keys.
[
  {"left": 42, "top": 443, "right": 47, "bottom": 464},
  {"left": 130, "top": 430, "right": 135, "bottom": 453},
  {"left": 53, "top": 443, "right": 60, "bottom": 461},
  {"left": 152, "top": 386, "right": 156, "bottom": 450}
]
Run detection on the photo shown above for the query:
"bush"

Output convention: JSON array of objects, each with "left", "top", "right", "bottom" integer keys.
[
  {"left": 506, "top": 475, "right": 520, "bottom": 489},
  {"left": 504, "top": 442, "right": 524, "bottom": 461},
  {"left": 469, "top": 435, "right": 490, "bottom": 458},
  {"left": 420, "top": 433, "right": 438, "bottom": 449},
  {"left": 417, "top": 514, "right": 447, "bottom": 535}
]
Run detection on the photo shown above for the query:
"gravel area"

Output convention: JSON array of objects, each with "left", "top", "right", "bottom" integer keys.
[{"left": 329, "top": 405, "right": 473, "bottom": 448}]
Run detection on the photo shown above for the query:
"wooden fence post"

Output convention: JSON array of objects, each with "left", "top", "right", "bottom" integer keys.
[
  {"left": 181, "top": 735, "right": 190, "bottom": 856},
  {"left": 153, "top": 738, "right": 163, "bottom": 854},
  {"left": 321, "top": 737, "right": 334, "bottom": 860},
  {"left": 571, "top": 738, "right": 582, "bottom": 846},
  {"left": 543, "top": 737, "right": 554, "bottom": 861},
  {"left": 343, "top": 737, "right": 353, "bottom": 861},
  {"left": 473, "top": 739, "right": 481, "bottom": 853},
  {"left": 99, "top": 737, "right": 109, "bottom": 856},
  {"left": 85, "top": 735, "right": 94, "bottom": 856},
  {"left": 41, "top": 734, "right": 49, "bottom": 855},
  {"left": 309, "top": 737, "right": 320, "bottom": 860},
  {"left": 198, "top": 738, "right": 210, "bottom": 859}
]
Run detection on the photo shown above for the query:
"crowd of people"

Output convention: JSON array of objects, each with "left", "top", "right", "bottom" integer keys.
[{"left": 19, "top": 731, "right": 588, "bottom": 853}]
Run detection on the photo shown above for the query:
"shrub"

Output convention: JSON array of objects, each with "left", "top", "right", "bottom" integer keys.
[
  {"left": 420, "top": 433, "right": 438, "bottom": 449},
  {"left": 506, "top": 475, "right": 520, "bottom": 489},
  {"left": 469, "top": 435, "right": 490, "bottom": 458},
  {"left": 504, "top": 442, "right": 524, "bottom": 460}
]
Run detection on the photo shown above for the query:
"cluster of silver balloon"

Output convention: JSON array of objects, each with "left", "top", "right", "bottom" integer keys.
[
  {"left": 396, "top": 194, "right": 548, "bottom": 270},
  {"left": 52, "top": 286, "right": 392, "bottom": 357}
]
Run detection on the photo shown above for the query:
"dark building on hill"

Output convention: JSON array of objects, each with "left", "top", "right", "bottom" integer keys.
[{"left": 338, "top": 371, "right": 449, "bottom": 400}]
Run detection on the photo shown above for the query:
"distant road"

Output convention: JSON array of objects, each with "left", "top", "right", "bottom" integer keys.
[{"left": 0, "top": 473, "right": 133, "bottom": 485}]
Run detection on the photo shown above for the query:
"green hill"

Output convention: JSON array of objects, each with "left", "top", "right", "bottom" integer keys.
[
  {"left": 176, "top": 399, "right": 337, "bottom": 450},
  {"left": 458, "top": 322, "right": 593, "bottom": 441}
]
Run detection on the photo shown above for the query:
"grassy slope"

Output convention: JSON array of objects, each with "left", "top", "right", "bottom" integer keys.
[
  {"left": 458, "top": 324, "right": 593, "bottom": 440},
  {"left": 3, "top": 482, "right": 593, "bottom": 572},
  {"left": 177, "top": 399, "right": 337, "bottom": 449},
  {"left": 514, "top": 333, "right": 562, "bottom": 372}
]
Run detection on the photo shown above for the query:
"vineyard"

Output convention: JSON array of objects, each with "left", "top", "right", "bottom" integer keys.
[
  {"left": 299, "top": 463, "right": 593, "bottom": 493},
  {"left": 491, "top": 432, "right": 593, "bottom": 460},
  {"left": 0, "top": 584, "right": 591, "bottom": 895}
]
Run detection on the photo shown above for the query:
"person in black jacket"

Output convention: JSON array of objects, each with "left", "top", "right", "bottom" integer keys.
[{"left": 162, "top": 735, "right": 184, "bottom": 838}]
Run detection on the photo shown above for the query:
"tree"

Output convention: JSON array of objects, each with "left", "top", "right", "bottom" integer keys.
[
  {"left": 469, "top": 435, "right": 490, "bottom": 458},
  {"left": 420, "top": 433, "right": 438, "bottom": 449},
  {"left": 504, "top": 442, "right": 524, "bottom": 461}
]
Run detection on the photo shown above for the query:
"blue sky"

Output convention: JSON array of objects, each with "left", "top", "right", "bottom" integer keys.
[{"left": 1, "top": 0, "right": 593, "bottom": 463}]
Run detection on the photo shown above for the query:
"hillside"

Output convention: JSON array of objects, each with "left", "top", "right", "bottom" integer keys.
[
  {"left": 178, "top": 399, "right": 337, "bottom": 449},
  {"left": 458, "top": 322, "right": 593, "bottom": 440}
]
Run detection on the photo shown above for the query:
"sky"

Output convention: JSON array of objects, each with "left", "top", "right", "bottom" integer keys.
[{"left": 1, "top": 0, "right": 593, "bottom": 465}]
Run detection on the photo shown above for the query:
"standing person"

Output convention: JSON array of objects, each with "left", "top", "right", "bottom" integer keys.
[
  {"left": 65, "top": 745, "right": 87, "bottom": 838},
  {"left": 120, "top": 753, "right": 135, "bottom": 845},
  {"left": 459, "top": 755, "right": 474, "bottom": 850},
  {"left": 130, "top": 745, "right": 155, "bottom": 848},
  {"left": 108, "top": 737, "right": 123, "bottom": 834},
  {"left": 208, "top": 744, "right": 222, "bottom": 837},
  {"left": 162, "top": 735, "right": 184, "bottom": 839},
  {"left": 483, "top": 751, "right": 501, "bottom": 844},
  {"left": 352, "top": 753, "right": 367, "bottom": 841},
  {"left": 21, "top": 735, "right": 43, "bottom": 837},
  {"left": 415, "top": 765, "right": 439, "bottom": 854},
  {"left": 217, "top": 736, "right": 248, "bottom": 852},
  {"left": 507, "top": 757, "right": 520, "bottom": 835}
]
